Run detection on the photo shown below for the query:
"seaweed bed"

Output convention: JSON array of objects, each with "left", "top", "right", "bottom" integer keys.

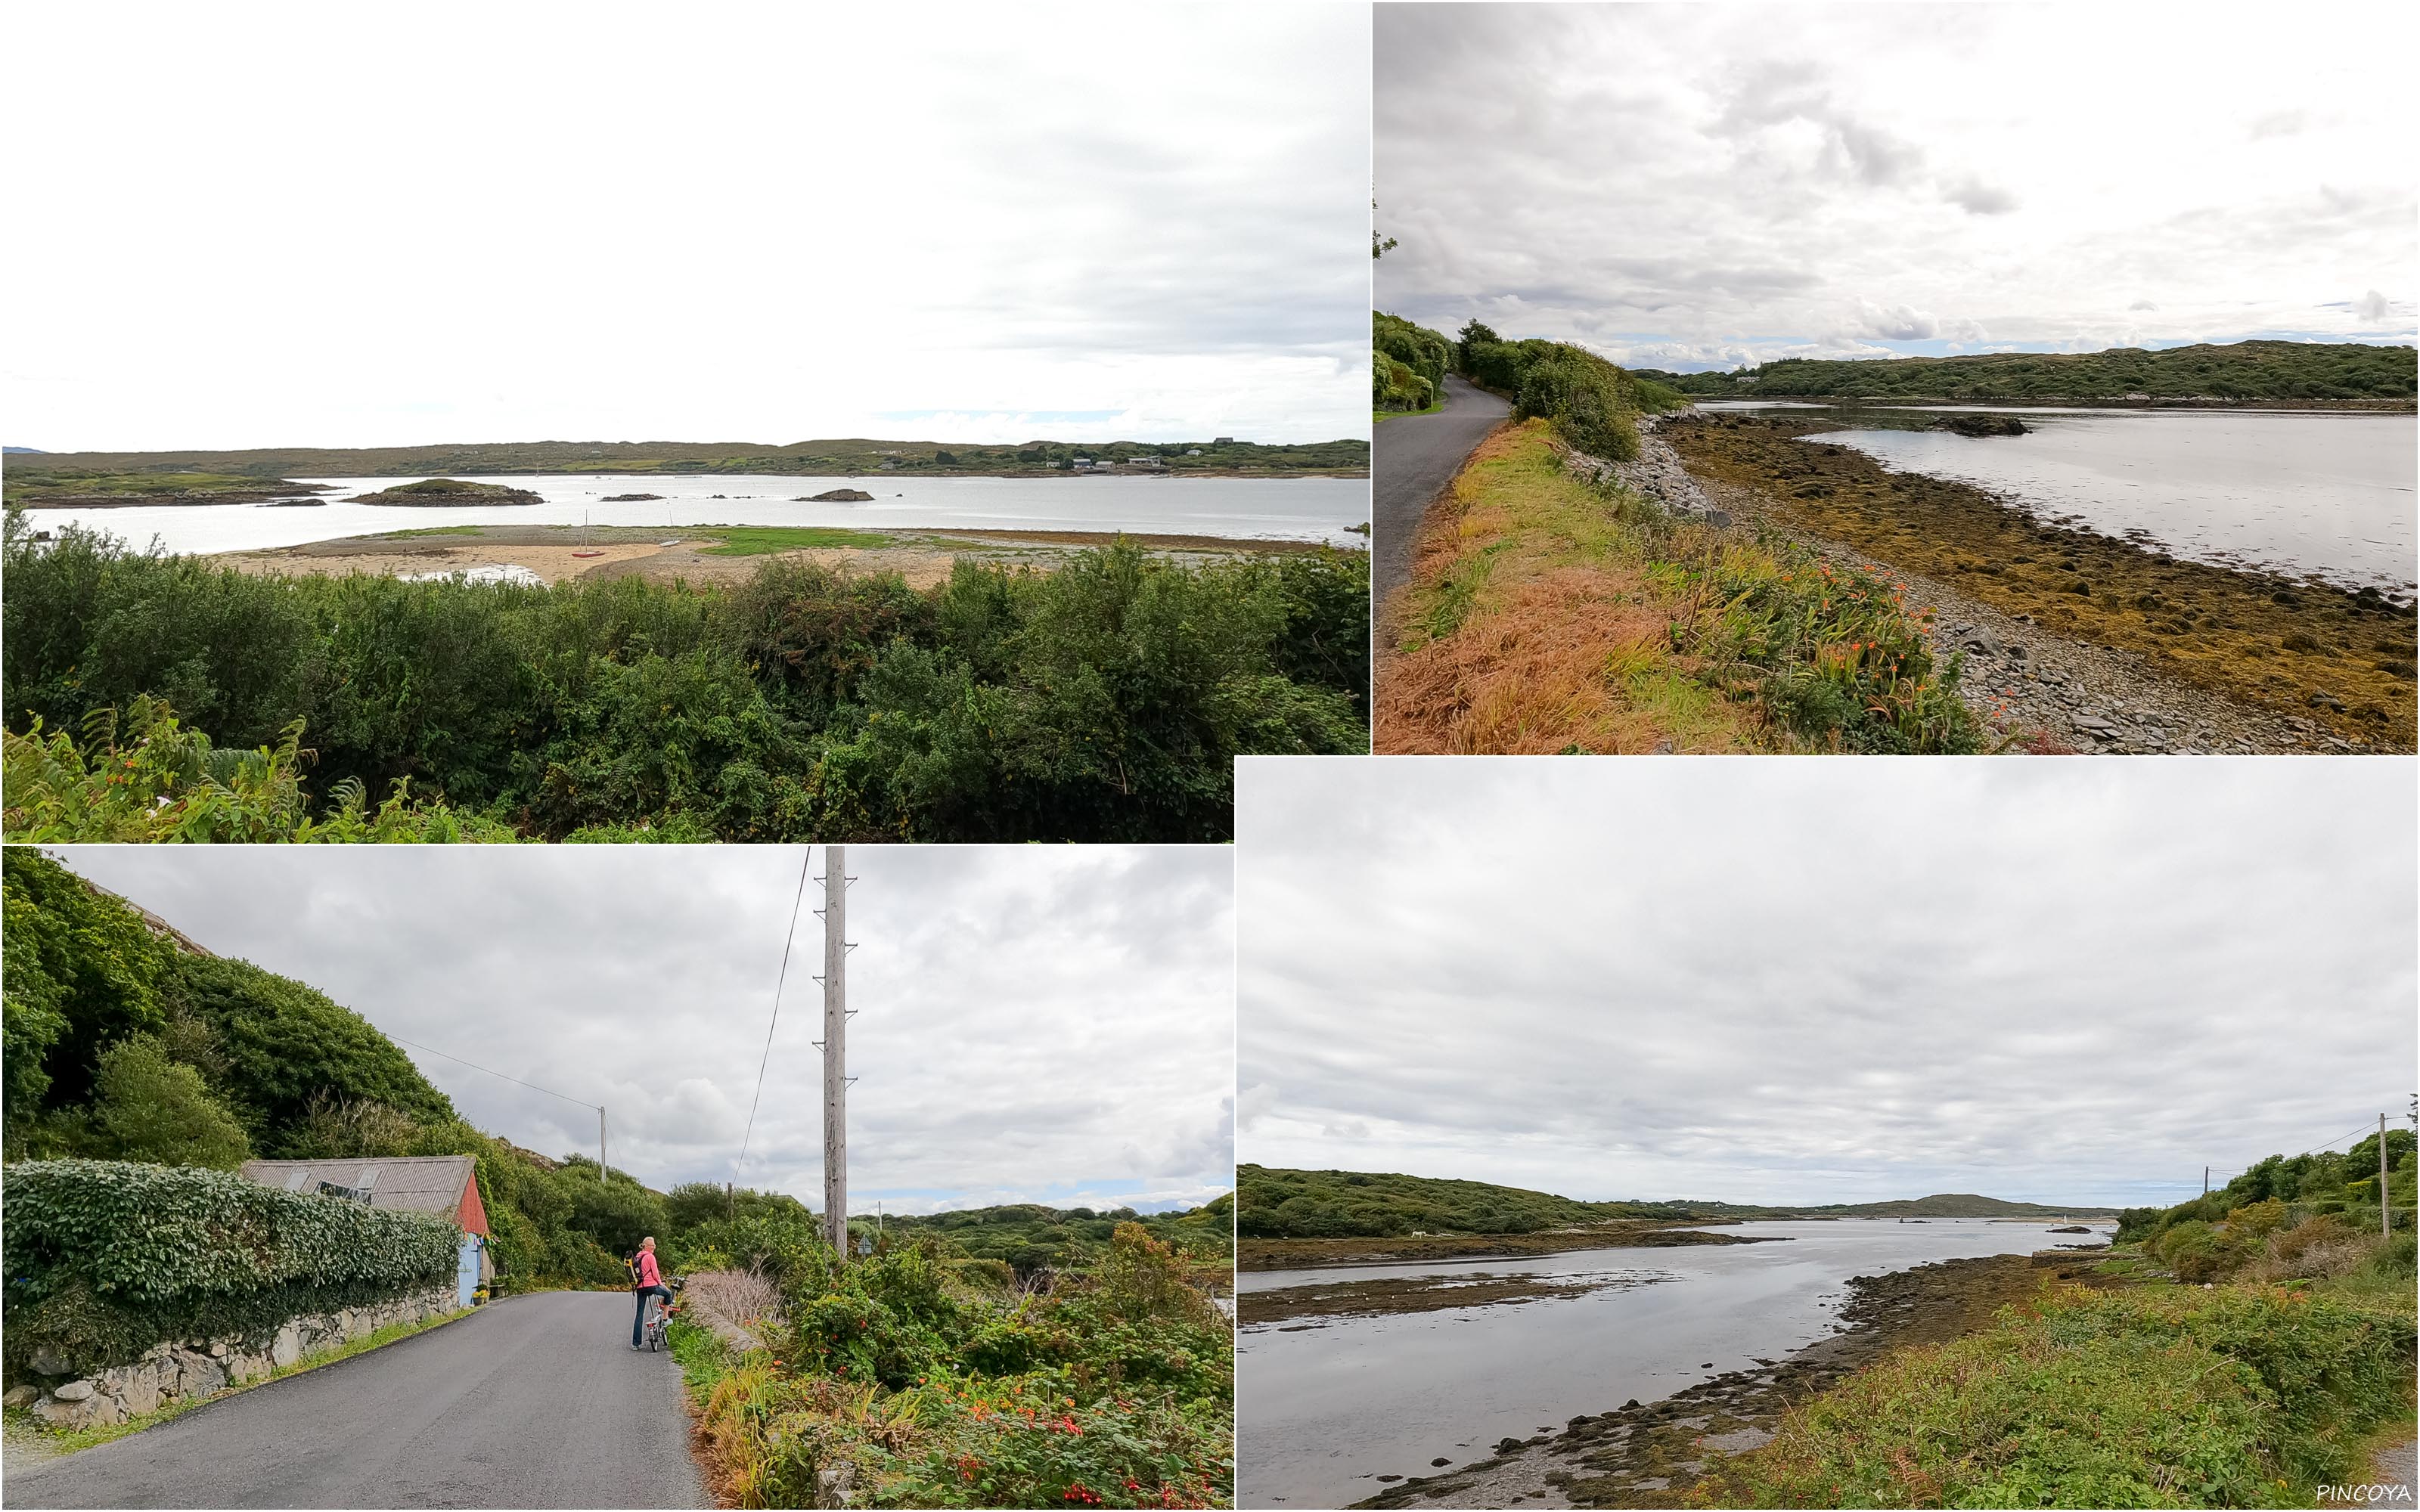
[
  {"left": 1662, "top": 414, "right": 2416, "bottom": 750},
  {"left": 1243, "top": 1267, "right": 1680, "bottom": 1329}
]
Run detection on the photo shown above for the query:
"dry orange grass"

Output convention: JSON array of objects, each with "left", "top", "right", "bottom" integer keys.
[{"left": 1376, "top": 423, "right": 1761, "bottom": 754}]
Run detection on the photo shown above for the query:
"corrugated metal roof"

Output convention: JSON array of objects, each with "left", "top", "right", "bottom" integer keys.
[{"left": 240, "top": 1155, "right": 476, "bottom": 1221}]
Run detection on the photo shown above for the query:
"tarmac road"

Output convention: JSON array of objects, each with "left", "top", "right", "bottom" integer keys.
[
  {"left": 1373, "top": 373, "right": 1512, "bottom": 612},
  {"left": 6, "top": 1291, "right": 707, "bottom": 1509}
]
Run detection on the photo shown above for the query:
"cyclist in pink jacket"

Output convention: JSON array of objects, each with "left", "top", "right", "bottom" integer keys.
[{"left": 630, "top": 1237, "right": 672, "bottom": 1349}]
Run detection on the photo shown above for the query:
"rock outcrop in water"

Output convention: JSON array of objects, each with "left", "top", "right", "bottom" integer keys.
[
  {"left": 349, "top": 479, "right": 544, "bottom": 507},
  {"left": 1930, "top": 414, "right": 2031, "bottom": 437},
  {"left": 600, "top": 492, "right": 664, "bottom": 502},
  {"left": 799, "top": 488, "right": 876, "bottom": 502}
]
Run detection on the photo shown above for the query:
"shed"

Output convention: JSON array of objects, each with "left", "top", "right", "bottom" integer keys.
[{"left": 240, "top": 1155, "right": 492, "bottom": 1305}]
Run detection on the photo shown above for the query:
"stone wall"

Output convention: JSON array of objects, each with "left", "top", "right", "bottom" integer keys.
[{"left": 11, "top": 1283, "right": 460, "bottom": 1431}]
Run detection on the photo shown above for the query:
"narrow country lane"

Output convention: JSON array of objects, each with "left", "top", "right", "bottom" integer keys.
[
  {"left": 6, "top": 1292, "right": 707, "bottom": 1509},
  {"left": 1373, "top": 373, "right": 1513, "bottom": 612}
]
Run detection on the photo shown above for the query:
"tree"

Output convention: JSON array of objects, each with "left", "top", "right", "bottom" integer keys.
[
  {"left": 87, "top": 1033, "right": 253, "bottom": 1170},
  {"left": 170, "top": 954, "right": 456, "bottom": 1146},
  {"left": 2, "top": 849, "right": 176, "bottom": 1128}
]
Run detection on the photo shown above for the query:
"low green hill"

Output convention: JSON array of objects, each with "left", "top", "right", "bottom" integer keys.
[
  {"left": 878, "top": 1191, "right": 1231, "bottom": 1273},
  {"left": 1, "top": 434, "right": 1369, "bottom": 484},
  {"left": 1811, "top": 1194, "right": 2118, "bottom": 1219},
  {"left": 1634, "top": 339, "right": 2415, "bottom": 402},
  {"left": 1238, "top": 1165, "right": 2114, "bottom": 1238}
]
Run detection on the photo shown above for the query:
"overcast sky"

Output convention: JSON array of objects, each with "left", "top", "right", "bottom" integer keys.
[
  {"left": 1238, "top": 758, "right": 2417, "bottom": 1209},
  {"left": 3, "top": 4, "right": 1367, "bottom": 451},
  {"left": 1377, "top": 3, "right": 2418, "bottom": 372},
  {"left": 52, "top": 845, "right": 1233, "bottom": 1216}
]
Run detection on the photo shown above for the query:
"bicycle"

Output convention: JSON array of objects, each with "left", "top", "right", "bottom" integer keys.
[{"left": 641, "top": 1275, "right": 686, "bottom": 1352}]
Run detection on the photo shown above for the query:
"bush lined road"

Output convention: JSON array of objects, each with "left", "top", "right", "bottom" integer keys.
[
  {"left": 1373, "top": 373, "right": 1512, "bottom": 612},
  {"left": 7, "top": 1291, "right": 707, "bottom": 1509}
]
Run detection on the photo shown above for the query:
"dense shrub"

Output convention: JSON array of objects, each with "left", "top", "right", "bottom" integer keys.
[
  {"left": 1699, "top": 1284, "right": 2417, "bottom": 1507},
  {"left": 1374, "top": 312, "right": 1450, "bottom": 412},
  {"left": 3, "top": 520, "right": 1370, "bottom": 843},
  {"left": 70, "top": 1035, "right": 253, "bottom": 1170},
  {"left": 2, "top": 1159, "right": 457, "bottom": 1371},
  {"left": 684, "top": 1223, "right": 1231, "bottom": 1508}
]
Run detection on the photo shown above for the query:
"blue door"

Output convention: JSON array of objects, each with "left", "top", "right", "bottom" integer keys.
[{"left": 456, "top": 1235, "right": 481, "bottom": 1307}]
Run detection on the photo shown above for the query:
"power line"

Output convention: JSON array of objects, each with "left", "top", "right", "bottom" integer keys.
[
  {"left": 388, "top": 1034, "right": 597, "bottom": 1111},
  {"left": 734, "top": 847, "right": 813, "bottom": 1187}
]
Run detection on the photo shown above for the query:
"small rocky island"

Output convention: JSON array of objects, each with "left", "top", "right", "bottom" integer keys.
[
  {"left": 349, "top": 478, "right": 544, "bottom": 507},
  {"left": 600, "top": 492, "right": 664, "bottom": 502},
  {"left": 797, "top": 488, "right": 876, "bottom": 502},
  {"left": 1930, "top": 414, "right": 2031, "bottom": 437}
]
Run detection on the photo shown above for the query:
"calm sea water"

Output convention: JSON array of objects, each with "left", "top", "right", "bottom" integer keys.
[
  {"left": 26, "top": 472, "right": 1372, "bottom": 555},
  {"left": 1699, "top": 404, "right": 2415, "bottom": 595},
  {"left": 1236, "top": 1219, "right": 2113, "bottom": 1508}
]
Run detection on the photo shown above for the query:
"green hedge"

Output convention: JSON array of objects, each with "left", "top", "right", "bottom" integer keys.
[
  {"left": 5, "top": 1159, "right": 458, "bottom": 1303},
  {"left": 4, "top": 1159, "right": 457, "bottom": 1370}
]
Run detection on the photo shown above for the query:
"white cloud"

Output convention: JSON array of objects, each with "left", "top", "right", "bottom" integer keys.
[
  {"left": 1236, "top": 758, "right": 2416, "bottom": 1209},
  {"left": 49, "top": 845, "right": 1235, "bottom": 1216},
  {"left": 2, "top": 3, "right": 1370, "bottom": 448},
  {"left": 1377, "top": 4, "right": 2418, "bottom": 370},
  {"left": 1855, "top": 301, "right": 1940, "bottom": 341}
]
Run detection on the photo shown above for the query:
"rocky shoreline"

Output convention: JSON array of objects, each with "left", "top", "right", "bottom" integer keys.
[
  {"left": 1646, "top": 413, "right": 2415, "bottom": 752},
  {"left": 1354, "top": 1250, "right": 2118, "bottom": 1510}
]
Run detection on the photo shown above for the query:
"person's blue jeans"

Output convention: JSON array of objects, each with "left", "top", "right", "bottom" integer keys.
[{"left": 632, "top": 1284, "right": 672, "bottom": 1346}]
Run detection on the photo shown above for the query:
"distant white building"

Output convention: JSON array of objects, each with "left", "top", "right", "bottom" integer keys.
[
  {"left": 1072, "top": 457, "right": 1094, "bottom": 469},
  {"left": 1184, "top": 448, "right": 1203, "bottom": 457}
]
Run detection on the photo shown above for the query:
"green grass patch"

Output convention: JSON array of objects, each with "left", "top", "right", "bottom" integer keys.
[{"left": 697, "top": 527, "right": 896, "bottom": 556}]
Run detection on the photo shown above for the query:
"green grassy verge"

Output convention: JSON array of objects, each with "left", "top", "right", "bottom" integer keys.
[
  {"left": 1696, "top": 1241, "right": 2417, "bottom": 1508},
  {"left": 1375, "top": 421, "right": 1984, "bottom": 754},
  {"left": 8, "top": 1306, "right": 473, "bottom": 1458},
  {"left": 697, "top": 526, "right": 896, "bottom": 556}
]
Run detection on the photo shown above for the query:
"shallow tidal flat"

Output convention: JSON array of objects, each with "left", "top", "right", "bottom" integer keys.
[
  {"left": 1664, "top": 414, "right": 2418, "bottom": 750},
  {"left": 1243, "top": 1268, "right": 1679, "bottom": 1329}
]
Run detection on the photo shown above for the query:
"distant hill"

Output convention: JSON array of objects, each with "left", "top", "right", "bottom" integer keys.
[
  {"left": 1805, "top": 1193, "right": 2119, "bottom": 1219},
  {"left": 3, "top": 445, "right": 46, "bottom": 454},
  {"left": 0, "top": 435, "right": 1369, "bottom": 481},
  {"left": 880, "top": 1191, "right": 1232, "bottom": 1270},
  {"left": 1634, "top": 339, "right": 2415, "bottom": 403},
  {"left": 1238, "top": 1165, "right": 2114, "bottom": 1238}
]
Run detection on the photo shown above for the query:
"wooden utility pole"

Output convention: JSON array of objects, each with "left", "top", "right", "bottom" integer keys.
[
  {"left": 821, "top": 846, "right": 849, "bottom": 1257},
  {"left": 600, "top": 1108, "right": 607, "bottom": 1184},
  {"left": 2202, "top": 1166, "right": 2210, "bottom": 1198},
  {"left": 2381, "top": 1114, "right": 2392, "bottom": 1236}
]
